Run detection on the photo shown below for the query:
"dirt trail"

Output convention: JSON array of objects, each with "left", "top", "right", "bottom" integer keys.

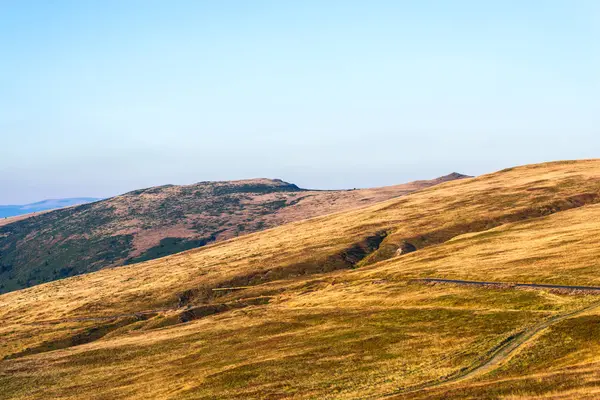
[
  {"left": 416, "top": 278, "right": 600, "bottom": 292},
  {"left": 22, "top": 277, "right": 600, "bottom": 396},
  {"left": 381, "top": 280, "right": 600, "bottom": 398}
]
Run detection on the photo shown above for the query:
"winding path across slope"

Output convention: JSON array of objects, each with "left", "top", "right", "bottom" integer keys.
[
  {"left": 382, "top": 279, "right": 600, "bottom": 398},
  {"left": 417, "top": 278, "right": 600, "bottom": 292},
  {"left": 20, "top": 277, "right": 600, "bottom": 397}
]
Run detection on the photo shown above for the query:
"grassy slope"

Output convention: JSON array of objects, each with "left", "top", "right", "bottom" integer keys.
[
  {"left": 0, "top": 175, "right": 461, "bottom": 293},
  {"left": 1, "top": 160, "right": 600, "bottom": 399}
]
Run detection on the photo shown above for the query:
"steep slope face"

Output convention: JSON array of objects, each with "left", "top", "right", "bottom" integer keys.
[
  {"left": 1, "top": 160, "right": 600, "bottom": 399},
  {"left": 0, "top": 198, "right": 100, "bottom": 218},
  {"left": 0, "top": 175, "right": 464, "bottom": 293}
]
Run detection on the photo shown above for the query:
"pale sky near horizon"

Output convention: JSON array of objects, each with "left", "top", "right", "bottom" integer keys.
[{"left": 1, "top": 0, "right": 599, "bottom": 204}]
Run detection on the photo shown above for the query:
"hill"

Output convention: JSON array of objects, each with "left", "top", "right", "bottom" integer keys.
[
  {"left": 0, "top": 175, "right": 464, "bottom": 293},
  {"left": 0, "top": 198, "right": 100, "bottom": 218},
  {"left": 2, "top": 160, "right": 600, "bottom": 399}
]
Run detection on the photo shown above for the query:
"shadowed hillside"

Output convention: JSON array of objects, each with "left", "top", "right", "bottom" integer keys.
[
  {"left": 0, "top": 175, "right": 464, "bottom": 293},
  {"left": 2, "top": 160, "right": 600, "bottom": 399}
]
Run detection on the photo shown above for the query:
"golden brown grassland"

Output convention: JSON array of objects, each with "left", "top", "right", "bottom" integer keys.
[{"left": 2, "top": 159, "right": 600, "bottom": 399}]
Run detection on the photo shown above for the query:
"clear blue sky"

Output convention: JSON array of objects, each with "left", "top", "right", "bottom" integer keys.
[{"left": 1, "top": 0, "right": 598, "bottom": 204}]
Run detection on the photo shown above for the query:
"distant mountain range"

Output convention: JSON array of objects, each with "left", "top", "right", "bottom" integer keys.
[{"left": 0, "top": 198, "right": 101, "bottom": 218}]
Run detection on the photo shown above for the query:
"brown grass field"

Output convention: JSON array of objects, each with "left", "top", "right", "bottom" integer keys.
[{"left": 2, "top": 159, "right": 600, "bottom": 399}]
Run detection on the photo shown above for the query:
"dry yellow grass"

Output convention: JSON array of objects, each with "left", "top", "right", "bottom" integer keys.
[
  {"left": 2, "top": 159, "right": 600, "bottom": 399},
  {"left": 365, "top": 202, "right": 600, "bottom": 285}
]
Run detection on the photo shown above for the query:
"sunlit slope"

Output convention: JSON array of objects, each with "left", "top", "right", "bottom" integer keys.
[
  {"left": 0, "top": 174, "right": 462, "bottom": 293},
  {"left": 2, "top": 160, "right": 598, "bottom": 321},
  {"left": 2, "top": 159, "right": 600, "bottom": 399},
  {"left": 365, "top": 201, "right": 600, "bottom": 285},
  {"left": 2, "top": 283, "right": 596, "bottom": 400}
]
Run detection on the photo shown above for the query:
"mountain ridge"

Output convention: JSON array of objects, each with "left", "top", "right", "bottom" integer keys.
[{"left": 0, "top": 173, "right": 466, "bottom": 293}]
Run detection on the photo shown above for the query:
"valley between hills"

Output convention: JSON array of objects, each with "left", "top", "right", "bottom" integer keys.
[{"left": 2, "top": 160, "right": 600, "bottom": 399}]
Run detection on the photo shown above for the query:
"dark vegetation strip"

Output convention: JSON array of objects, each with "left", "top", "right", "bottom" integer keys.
[
  {"left": 24, "top": 308, "right": 173, "bottom": 325},
  {"left": 175, "top": 231, "right": 389, "bottom": 306},
  {"left": 4, "top": 316, "right": 145, "bottom": 360},
  {"left": 9, "top": 297, "right": 273, "bottom": 360}
]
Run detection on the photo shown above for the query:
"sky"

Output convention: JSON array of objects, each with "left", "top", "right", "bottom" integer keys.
[{"left": 1, "top": 0, "right": 599, "bottom": 204}]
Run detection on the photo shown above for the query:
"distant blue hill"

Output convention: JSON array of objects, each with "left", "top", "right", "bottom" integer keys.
[{"left": 0, "top": 198, "right": 101, "bottom": 218}]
